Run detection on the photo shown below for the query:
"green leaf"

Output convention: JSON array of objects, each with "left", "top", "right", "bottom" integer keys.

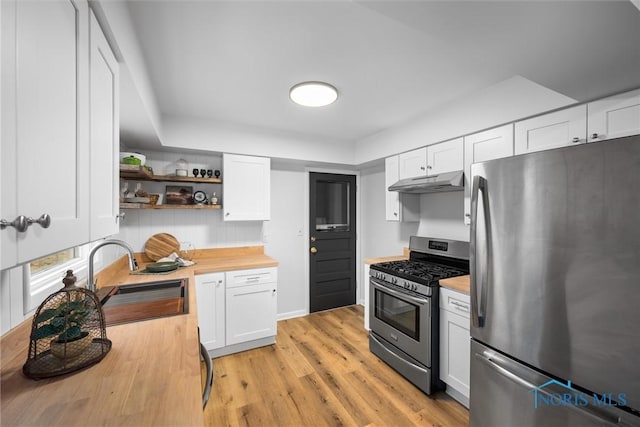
[
  {"left": 58, "top": 326, "right": 81, "bottom": 342},
  {"left": 51, "top": 317, "right": 66, "bottom": 330},
  {"left": 35, "top": 308, "right": 60, "bottom": 323},
  {"left": 32, "top": 324, "right": 59, "bottom": 340}
]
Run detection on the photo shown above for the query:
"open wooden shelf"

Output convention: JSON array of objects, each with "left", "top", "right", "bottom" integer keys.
[
  {"left": 120, "top": 165, "right": 222, "bottom": 184},
  {"left": 120, "top": 202, "right": 222, "bottom": 210}
]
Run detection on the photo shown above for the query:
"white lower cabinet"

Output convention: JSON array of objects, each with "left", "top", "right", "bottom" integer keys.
[
  {"left": 363, "top": 263, "right": 370, "bottom": 330},
  {"left": 439, "top": 287, "right": 471, "bottom": 408},
  {"left": 196, "top": 267, "right": 277, "bottom": 356},
  {"left": 195, "top": 272, "right": 225, "bottom": 351}
]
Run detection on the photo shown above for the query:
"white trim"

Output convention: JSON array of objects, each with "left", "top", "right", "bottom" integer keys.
[
  {"left": 304, "top": 167, "right": 362, "bottom": 313},
  {"left": 277, "top": 309, "right": 308, "bottom": 321}
]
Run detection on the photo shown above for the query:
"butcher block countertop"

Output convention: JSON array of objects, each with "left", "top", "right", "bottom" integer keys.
[
  {"left": 364, "top": 247, "right": 409, "bottom": 265},
  {"left": 0, "top": 246, "right": 277, "bottom": 427},
  {"left": 440, "top": 275, "right": 471, "bottom": 294}
]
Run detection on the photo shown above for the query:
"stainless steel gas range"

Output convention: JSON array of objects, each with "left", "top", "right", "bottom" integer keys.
[{"left": 369, "top": 236, "right": 469, "bottom": 395}]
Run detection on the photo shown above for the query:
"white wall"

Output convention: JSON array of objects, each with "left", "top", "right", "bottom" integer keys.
[
  {"left": 264, "top": 169, "right": 307, "bottom": 319},
  {"left": 162, "top": 115, "right": 356, "bottom": 165},
  {"left": 417, "top": 191, "right": 469, "bottom": 242},
  {"left": 360, "top": 163, "right": 418, "bottom": 258}
]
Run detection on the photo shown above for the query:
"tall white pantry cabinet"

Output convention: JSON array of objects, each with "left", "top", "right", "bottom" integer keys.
[{"left": 1, "top": 0, "right": 119, "bottom": 270}]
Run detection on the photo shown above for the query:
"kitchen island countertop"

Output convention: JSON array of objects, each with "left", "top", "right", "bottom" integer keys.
[{"left": 0, "top": 245, "right": 277, "bottom": 426}]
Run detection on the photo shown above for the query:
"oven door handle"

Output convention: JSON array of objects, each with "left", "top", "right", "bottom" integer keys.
[{"left": 370, "top": 278, "right": 429, "bottom": 306}]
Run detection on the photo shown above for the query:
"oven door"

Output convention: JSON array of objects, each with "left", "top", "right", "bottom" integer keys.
[{"left": 369, "top": 277, "right": 431, "bottom": 366}]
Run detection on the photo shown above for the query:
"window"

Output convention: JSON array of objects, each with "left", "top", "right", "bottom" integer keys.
[
  {"left": 26, "top": 244, "right": 92, "bottom": 313},
  {"left": 29, "top": 249, "right": 75, "bottom": 275}
]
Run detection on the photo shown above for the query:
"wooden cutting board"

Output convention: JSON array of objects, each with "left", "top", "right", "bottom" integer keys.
[{"left": 144, "top": 233, "right": 180, "bottom": 261}]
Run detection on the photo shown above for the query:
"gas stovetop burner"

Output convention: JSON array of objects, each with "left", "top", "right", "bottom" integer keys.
[{"left": 371, "top": 259, "right": 468, "bottom": 284}]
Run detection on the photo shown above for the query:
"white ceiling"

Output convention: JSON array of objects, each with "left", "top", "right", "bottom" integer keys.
[{"left": 123, "top": 0, "right": 640, "bottom": 146}]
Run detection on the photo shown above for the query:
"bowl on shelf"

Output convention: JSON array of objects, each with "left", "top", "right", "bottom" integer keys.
[{"left": 120, "top": 152, "right": 146, "bottom": 166}]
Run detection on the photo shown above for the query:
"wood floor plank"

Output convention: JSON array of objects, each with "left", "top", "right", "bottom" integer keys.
[{"left": 204, "top": 305, "right": 469, "bottom": 427}]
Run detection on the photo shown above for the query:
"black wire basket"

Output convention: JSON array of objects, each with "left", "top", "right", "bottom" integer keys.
[{"left": 23, "top": 270, "right": 111, "bottom": 379}]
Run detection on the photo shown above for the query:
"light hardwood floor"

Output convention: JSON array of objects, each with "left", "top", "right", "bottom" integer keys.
[{"left": 204, "top": 305, "right": 469, "bottom": 427}]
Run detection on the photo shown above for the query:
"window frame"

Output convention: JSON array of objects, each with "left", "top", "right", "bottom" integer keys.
[{"left": 24, "top": 244, "right": 95, "bottom": 314}]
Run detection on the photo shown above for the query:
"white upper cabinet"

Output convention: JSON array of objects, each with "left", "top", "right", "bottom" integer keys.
[
  {"left": 515, "top": 105, "right": 587, "bottom": 155},
  {"left": 385, "top": 156, "right": 418, "bottom": 222},
  {"left": 1, "top": 0, "right": 90, "bottom": 268},
  {"left": 463, "top": 124, "right": 514, "bottom": 224},
  {"left": 89, "top": 10, "right": 119, "bottom": 241},
  {"left": 398, "top": 147, "right": 427, "bottom": 179},
  {"left": 223, "top": 154, "right": 271, "bottom": 221},
  {"left": 587, "top": 89, "right": 640, "bottom": 142},
  {"left": 398, "top": 139, "right": 463, "bottom": 180},
  {"left": 427, "top": 138, "right": 463, "bottom": 175}
]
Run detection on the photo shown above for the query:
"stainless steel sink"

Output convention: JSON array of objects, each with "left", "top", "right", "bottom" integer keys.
[{"left": 99, "top": 278, "right": 188, "bottom": 326}]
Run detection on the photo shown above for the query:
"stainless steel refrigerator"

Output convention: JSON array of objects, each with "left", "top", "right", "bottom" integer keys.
[{"left": 469, "top": 135, "right": 640, "bottom": 426}]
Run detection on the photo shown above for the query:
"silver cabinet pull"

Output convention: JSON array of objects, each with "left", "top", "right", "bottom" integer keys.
[
  {"left": 27, "top": 213, "right": 51, "bottom": 229},
  {"left": 572, "top": 137, "right": 580, "bottom": 143},
  {"left": 2, "top": 214, "right": 51, "bottom": 232},
  {"left": 116, "top": 212, "right": 126, "bottom": 223},
  {"left": 1, "top": 215, "right": 29, "bottom": 232},
  {"left": 427, "top": 165, "right": 432, "bottom": 169},
  {"left": 420, "top": 166, "right": 426, "bottom": 171},
  {"left": 591, "top": 133, "right": 599, "bottom": 139}
]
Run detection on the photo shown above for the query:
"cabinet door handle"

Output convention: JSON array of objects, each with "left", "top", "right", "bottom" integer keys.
[
  {"left": 1, "top": 216, "right": 28, "bottom": 232},
  {"left": 450, "top": 300, "right": 470, "bottom": 312},
  {"left": 591, "top": 133, "right": 599, "bottom": 140},
  {"left": 116, "top": 212, "right": 126, "bottom": 223},
  {"left": 427, "top": 165, "right": 432, "bottom": 170},
  {"left": 0, "top": 214, "right": 50, "bottom": 232},
  {"left": 27, "top": 213, "right": 51, "bottom": 229},
  {"left": 420, "top": 166, "right": 426, "bottom": 171},
  {"left": 572, "top": 137, "right": 580, "bottom": 143}
]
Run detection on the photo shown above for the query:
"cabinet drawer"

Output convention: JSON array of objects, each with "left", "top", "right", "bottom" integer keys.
[
  {"left": 226, "top": 267, "right": 277, "bottom": 288},
  {"left": 440, "top": 287, "right": 471, "bottom": 319}
]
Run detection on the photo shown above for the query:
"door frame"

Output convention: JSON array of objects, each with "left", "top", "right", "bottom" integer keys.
[{"left": 304, "top": 167, "right": 361, "bottom": 315}]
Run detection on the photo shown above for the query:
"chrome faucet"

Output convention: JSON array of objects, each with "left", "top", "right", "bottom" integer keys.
[{"left": 87, "top": 239, "right": 139, "bottom": 292}]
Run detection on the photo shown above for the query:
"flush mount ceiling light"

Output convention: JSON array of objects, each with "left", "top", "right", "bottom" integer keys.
[{"left": 289, "top": 81, "right": 338, "bottom": 107}]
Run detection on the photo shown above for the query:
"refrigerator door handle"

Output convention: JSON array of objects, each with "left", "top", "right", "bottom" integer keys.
[
  {"left": 475, "top": 351, "right": 623, "bottom": 425},
  {"left": 470, "top": 174, "right": 488, "bottom": 327}
]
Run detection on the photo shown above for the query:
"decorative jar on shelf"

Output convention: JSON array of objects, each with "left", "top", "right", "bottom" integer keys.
[{"left": 176, "top": 159, "right": 188, "bottom": 177}]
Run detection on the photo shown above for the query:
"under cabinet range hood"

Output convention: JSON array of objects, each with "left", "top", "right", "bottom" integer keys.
[{"left": 388, "top": 170, "right": 464, "bottom": 194}]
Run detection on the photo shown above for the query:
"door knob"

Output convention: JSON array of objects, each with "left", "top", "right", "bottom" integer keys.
[{"left": 310, "top": 247, "right": 318, "bottom": 254}]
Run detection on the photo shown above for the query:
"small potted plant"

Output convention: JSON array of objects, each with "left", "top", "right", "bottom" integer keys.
[{"left": 33, "top": 296, "right": 95, "bottom": 360}]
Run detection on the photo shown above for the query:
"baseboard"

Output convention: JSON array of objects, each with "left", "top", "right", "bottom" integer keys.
[
  {"left": 207, "top": 336, "right": 276, "bottom": 358},
  {"left": 277, "top": 309, "right": 307, "bottom": 321},
  {"left": 445, "top": 385, "right": 469, "bottom": 408}
]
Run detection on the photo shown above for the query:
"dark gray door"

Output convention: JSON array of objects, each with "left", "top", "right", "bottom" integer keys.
[{"left": 309, "top": 172, "right": 356, "bottom": 313}]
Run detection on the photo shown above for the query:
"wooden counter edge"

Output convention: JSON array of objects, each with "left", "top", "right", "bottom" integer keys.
[
  {"left": 364, "top": 247, "right": 410, "bottom": 265},
  {"left": 440, "top": 275, "right": 470, "bottom": 294}
]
